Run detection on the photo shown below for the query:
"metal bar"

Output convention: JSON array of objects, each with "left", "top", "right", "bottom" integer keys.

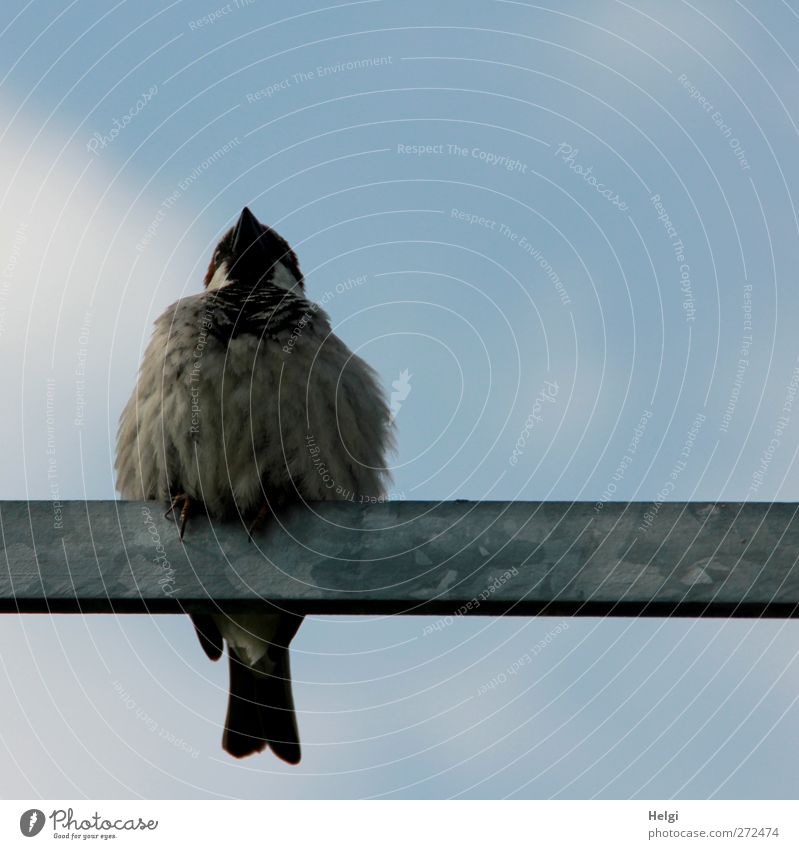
[{"left": 0, "top": 500, "right": 797, "bottom": 617}]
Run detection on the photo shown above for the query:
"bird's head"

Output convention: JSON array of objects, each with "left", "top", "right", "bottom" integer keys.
[{"left": 204, "top": 207, "right": 304, "bottom": 293}]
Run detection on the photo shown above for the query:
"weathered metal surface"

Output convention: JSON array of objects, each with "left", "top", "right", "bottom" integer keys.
[{"left": 0, "top": 500, "right": 797, "bottom": 616}]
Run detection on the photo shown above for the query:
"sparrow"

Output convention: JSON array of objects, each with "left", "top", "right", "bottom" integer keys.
[{"left": 115, "top": 207, "right": 393, "bottom": 763}]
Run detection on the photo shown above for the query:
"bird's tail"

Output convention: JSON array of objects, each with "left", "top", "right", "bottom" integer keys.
[
  {"left": 193, "top": 611, "right": 303, "bottom": 763},
  {"left": 223, "top": 637, "right": 301, "bottom": 763}
]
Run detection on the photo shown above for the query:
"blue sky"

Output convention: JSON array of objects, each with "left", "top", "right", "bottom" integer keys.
[{"left": 2, "top": 0, "right": 799, "bottom": 798}]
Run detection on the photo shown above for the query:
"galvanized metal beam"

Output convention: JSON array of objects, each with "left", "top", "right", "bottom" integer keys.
[{"left": 0, "top": 500, "right": 797, "bottom": 617}]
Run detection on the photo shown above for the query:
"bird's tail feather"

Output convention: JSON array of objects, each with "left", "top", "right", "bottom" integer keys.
[{"left": 222, "top": 624, "right": 302, "bottom": 763}]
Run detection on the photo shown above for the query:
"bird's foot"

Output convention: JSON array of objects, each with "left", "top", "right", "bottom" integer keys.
[
  {"left": 247, "top": 499, "right": 272, "bottom": 542},
  {"left": 166, "top": 493, "right": 195, "bottom": 541}
]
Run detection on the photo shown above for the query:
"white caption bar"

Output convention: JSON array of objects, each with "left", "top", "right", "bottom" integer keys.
[{"left": 2, "top": 800, "right": 796, "bottom": 847}]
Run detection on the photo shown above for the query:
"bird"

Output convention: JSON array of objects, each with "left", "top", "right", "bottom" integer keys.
[{"left": 115, "top": 207, "right": 394, "bottom": 763}]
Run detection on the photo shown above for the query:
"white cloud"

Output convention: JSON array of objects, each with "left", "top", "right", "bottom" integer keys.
[{"left": 0, "top": 105, "right": 202, "bottom": 498}]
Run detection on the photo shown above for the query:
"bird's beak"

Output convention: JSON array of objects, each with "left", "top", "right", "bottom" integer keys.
[{"left": 232, "top": 207, "right": 265, "bottom": 258}]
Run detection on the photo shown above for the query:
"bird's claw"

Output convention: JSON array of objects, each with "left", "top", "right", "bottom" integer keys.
[
  {"left": 166, "top": 493, "right": 194, "bottom": 541},
  {"left": 247, "top": 499, "right": 272, "bottom": 542},
  {"left": 164, "top": 495, "right": 181, "bottom": 519}
]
